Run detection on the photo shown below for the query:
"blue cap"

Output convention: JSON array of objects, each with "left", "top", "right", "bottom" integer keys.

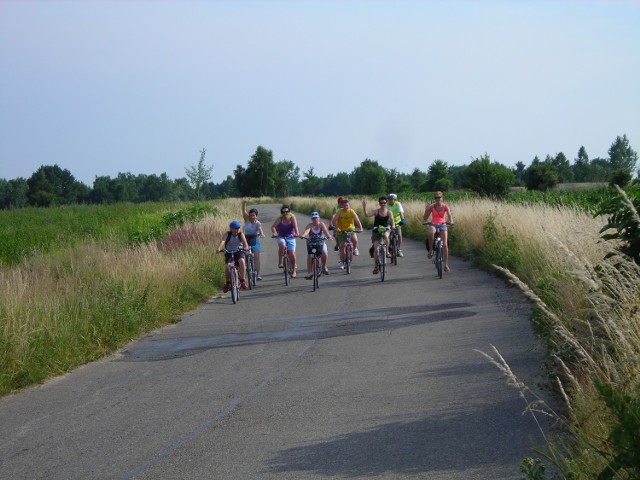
[
  {"left": 311, "top": 211, "right": 320, "bottom": 218},
  {"left": 229, "top": 220, "right": 241, "bottom": 229}
]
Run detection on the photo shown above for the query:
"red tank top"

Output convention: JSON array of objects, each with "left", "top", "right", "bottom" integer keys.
[{"left": 430, "top": 204, "right": 447, "bottom": 225}]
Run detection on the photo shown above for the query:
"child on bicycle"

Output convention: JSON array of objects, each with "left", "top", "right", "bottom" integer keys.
[
  {"left": 299, "top": 211, "right": 333, "bottom": 279},
  {"left": 423, "top": 191, "right": 454, "bottom": 272},
  {"left": 216, "top": 220, "right": 250, "bottom": 291},
  {"left": 362, "top": 197, "right": 395, "bottom": 275},
  {"left": 330, "top": 199, "right": 364, "bottom": 269}
]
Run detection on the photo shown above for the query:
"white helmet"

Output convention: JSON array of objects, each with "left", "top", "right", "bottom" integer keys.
[{"left": 387, "top": 193, "right": 397, "bottom": 200}]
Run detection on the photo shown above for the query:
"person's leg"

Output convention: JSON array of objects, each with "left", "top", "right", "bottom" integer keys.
[
  {"left": 254, "top": 252, "right": 261, "bottom": 278},
  {"left": 384, "top": 232, "right": 390, "bottom": 257},
  {"left": 397, "top": 226, "right": 403, "bottom": 255},
  {"left": 277, "top": 238, "right": 285, "bottom": 267},
  {"left": 442, "top": 230, "right": 450, "bottom": 271},
  {"left": 352, "top": 234, "right": 359, "bottom": 254}
]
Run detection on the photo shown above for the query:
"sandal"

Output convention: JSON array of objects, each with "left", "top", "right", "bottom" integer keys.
[
  {"left": 372, "top": 267, "right": 378, "bottom": 274},
  {"left": 444, "top": 266, "right": 450, "bottom": 272},
  {"left": 427, "top": 252, "right": 433, "bottom": 259}
]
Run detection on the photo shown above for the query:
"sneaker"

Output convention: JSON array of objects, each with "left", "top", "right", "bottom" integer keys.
[
  {"left": 256, "top": 275, "right": 262, "bottom": 281},
  {"left": 373, "top": 267, "right": 378, "bottom": 274},
  {"left": 240, "top": 280, "right": 248, "bottom": 290},
  {"left": 305, "top": 274, "right": 313, "bottom": 280},
  {"left": 339, "top": 262, "right": 345, "bottom": 270},
  {"left": 397, "top": 250, "right": 404, "bottom": 257},
  {"left": 354, "top": 248, "right": 359, "bottom": 256},
  {"left": 334, "top": 245, "right": 339, "bottom": 251},
  {"left": 322, "top": 268, "right": 329, "bottom": 275},
  {"left": 223, "top": 283, "right": 230, "bottom": 293}
]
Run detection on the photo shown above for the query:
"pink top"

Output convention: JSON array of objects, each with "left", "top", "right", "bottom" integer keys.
[{"left": 430, "top": 204, "right": 447, "bottom": 225}]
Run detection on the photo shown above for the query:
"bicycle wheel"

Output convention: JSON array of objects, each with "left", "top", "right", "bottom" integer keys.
[
  {"left": 230, "top": 267, "right": 239, "bottom": 304},
  {"left": 345, "top": 244, "right": 352, "bottom": 274},
  {"left": 247, "top": 255, "right": 255, "bottom": 290},
  {"left": 379, "top": 244, "right": 386, "bottom": 282},
  {"left": 435, "top": 241, "right": 443, "bottom": 279},
  {"left": 282, "top": 255, "right": 290, "bottom": 286},
  {"left": 313, "top": 255, "right": 319, "bottom": 291},
  {"left": 390, "top": 235, "right": 397, "bottom": 266}
]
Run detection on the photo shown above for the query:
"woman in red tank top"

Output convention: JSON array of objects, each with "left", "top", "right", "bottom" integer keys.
[{"left": 423, "top": 191, "right": 454, "bottom": 272}]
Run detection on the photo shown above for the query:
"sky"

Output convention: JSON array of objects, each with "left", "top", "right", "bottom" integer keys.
[{"left": 1, "top": 0, "right": 639, "bottom": 186}]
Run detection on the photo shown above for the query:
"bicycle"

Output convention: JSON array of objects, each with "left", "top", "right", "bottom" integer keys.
[
  {"left": 273, "top": 235, "right": 294, "bottom": 286},
  {"left": 220, "top": 248, "right": 243, "bottom": 304},
  {"left": 340, "top": 230, "right": 359, "bottom": 274},
  {"left": 370, "top": 226, "right": 390, "bottom": 282},
  {"left": 424, "top": 222, "right": 447, "bottom": 279},
  {"left": 302, "top": 234, "right": 327, "bottom": 291},
  {"left": 388, "top": 227, "right": 400, "bottom": 266},
  {"left": 245, "top": 246, "right": 257, "bottom": 290}
]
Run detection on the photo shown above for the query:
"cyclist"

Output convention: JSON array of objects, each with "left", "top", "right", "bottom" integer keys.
[
  {"left": 330, "top": 198, "right": 363, "bottom": 269},
  {"left": 271, "top": 204, "right": 299, "bottom": 278},
  {"left": 216, "top": 220, "right": 250, "bottom": 291},
  {"left": 241, "top": 198, "right": 265, "bottom": 280},
  {"left": 330, "top": 196, "right": 345, "bottom": 251},
  {"left": 362, "top": 197, "right": 395, "bottom": 275},
  {"left": 387, "top": 193, "right": 407, "bottom": 257},
  {"left": 299, "top": 211, "right": 333, "bottom": 278},
  {"left": 423, "top": 191, "right": 454, "bottom": 272}
]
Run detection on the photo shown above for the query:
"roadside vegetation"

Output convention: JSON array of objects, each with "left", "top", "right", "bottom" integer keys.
[{"left": 0, "top": 199, "right": 251, "bottom": 396}]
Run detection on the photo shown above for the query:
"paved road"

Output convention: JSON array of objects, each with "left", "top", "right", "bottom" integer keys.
[{"left": 0, "top": 204, "right": 550, "bottom": 479}]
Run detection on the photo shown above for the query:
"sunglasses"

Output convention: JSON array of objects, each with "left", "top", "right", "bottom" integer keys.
[
  {"left": 281, "top": 210, "right": 290, "bottom": 214},
  {"left": 434, "top": 196, "right": 442, "bottom": 199},
  {"left": 379, "top": 201, "right": 387, "bottom": 204}
]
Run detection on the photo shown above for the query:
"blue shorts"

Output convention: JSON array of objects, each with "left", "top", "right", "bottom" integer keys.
[
  {"left": 277, "top": 236, "right": 296, "bottom": 252},
  {"left": 431, "top": 223, "right": 448, "bottom": 232},
  {"left": 249, "top": 242, "right": 261, "bottom": 254}
]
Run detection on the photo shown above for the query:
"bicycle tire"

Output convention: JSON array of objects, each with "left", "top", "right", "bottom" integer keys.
[
  {"left": 379, "top": 244, "right": 386, "bottom": 282},
  {"left": 230, "top": 267, "right": 239, "bottom": 304},
  {"left": 247, "top": 255, "right": 255, "bottom": 290},
  {"left": 282, "top": 255, "right": 289, "bottom": 286},
  {"left": 390, "top": 235, "right": 397, "bottom": 266},
  {"left": 435, "top": 241, "right": 443, "bottom": 279},
  {"left": 345, "top": 244, "right": 351, "bottom": 274},
  {"left": 313, "top": 255, "right": 319, "bottom": 291}
]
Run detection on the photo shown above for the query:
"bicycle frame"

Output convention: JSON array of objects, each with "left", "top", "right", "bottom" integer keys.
[
  {"left": 305, "top": 234, "right": 326, "bottom": 291},
  {"left": 340, "top": 231, "right": 357, "bottom": 274},
  {"left": 222, "top": 248, "right": 242, "bottom": 303}
]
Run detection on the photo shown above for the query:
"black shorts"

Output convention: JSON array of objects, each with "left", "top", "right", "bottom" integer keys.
[{"left": 225, "top": 251, "right": 245, "bottom": 263}]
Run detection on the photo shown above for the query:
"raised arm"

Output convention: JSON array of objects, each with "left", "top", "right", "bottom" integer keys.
[
  {"left": 241, "top": 198, "right": 250, "bottom": 221},
  {"left": 423, "top": 204, "right": 433, "bottom": 222},
  {"left": 361, "top": 200, "right": 374, "bottom": 217}
]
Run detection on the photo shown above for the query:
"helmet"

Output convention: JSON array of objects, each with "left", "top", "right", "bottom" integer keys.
[
  {"left": 229, "top": 220, "right": 241, "bottom": 229},
  {"left": 387, "top": 193, "right": 397, "bottom": 199},
  {"left": 311, "top": 211, "right": 320, "bottom": 219}
]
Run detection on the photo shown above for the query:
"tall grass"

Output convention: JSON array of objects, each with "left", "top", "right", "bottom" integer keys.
[{"left": 0, "top": 199, "right": 248, "bottom": 396}]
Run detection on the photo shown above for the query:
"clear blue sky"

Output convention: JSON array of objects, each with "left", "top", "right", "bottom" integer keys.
[{"left": 1, "top": 0, "right": 638, "bottom": 186}]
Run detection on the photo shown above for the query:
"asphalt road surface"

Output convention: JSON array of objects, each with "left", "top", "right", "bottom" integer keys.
[{"left": 0, "top": 204, "right": 551, "bottom": 479}]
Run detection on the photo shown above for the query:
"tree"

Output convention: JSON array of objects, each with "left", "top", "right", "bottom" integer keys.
[
  {"left": 299, "top": 167, "right": 321, "bottom": 195},
  {"left": 526, "top": 163, "right": 559, "bottom": 191},
  {"left": 462, "top": 154, "right": 514, "bottom": 198},
  {"left": 234, "top": 146, "right": 276, "bottom": 196},
  {"left": 608, "top": 134, "right": 638, "bottom": 174},
  {"left": 321, "top": 172, "right": 351, "bottom": 196},
  {"left": 425, "top": 160, "right": 451, "bottom": 191},
  {"left": 514, "top": 161, "right": 527, "bottom": 186},
  {"left": 409, "top": 168, "right": 428, "bottom": 192},
  {"left": 351, "top": 159, "right": 387, "bottom": 194},
  {"left": 274, "top": 160, "right": 300, "bottom": 197},
  {"left": 185, "top": 148, "right": 214, "bottom": 200},
  {"left": 551, "top": 152, "right": 573, "bottom": 183},
  {"left": 573, "top": 146, "right": 591, "bottom": 182},
  {"left": 26, "top": 165, "right": 88, "bottom": 207}
]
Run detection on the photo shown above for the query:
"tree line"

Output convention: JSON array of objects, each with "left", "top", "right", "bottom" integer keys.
[{"left": 0, "top": 135, "right": 637, "bottom": 210}]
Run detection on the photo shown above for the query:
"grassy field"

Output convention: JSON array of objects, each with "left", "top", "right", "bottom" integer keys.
[{"left": 2, "top": 191, "right": 638, "bottom": 478}]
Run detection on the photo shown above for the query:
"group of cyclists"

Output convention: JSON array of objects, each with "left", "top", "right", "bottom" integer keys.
[{"left": 216, "top": 192, "right": 453, "bottom": 292}]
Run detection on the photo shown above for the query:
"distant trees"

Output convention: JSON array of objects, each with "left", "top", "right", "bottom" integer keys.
[
  {"left": 1, "top": 134, "right": 638, "bottom": 209},
  {"left": 462, "top": 154, "right": 515, "bottom": 198}
]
